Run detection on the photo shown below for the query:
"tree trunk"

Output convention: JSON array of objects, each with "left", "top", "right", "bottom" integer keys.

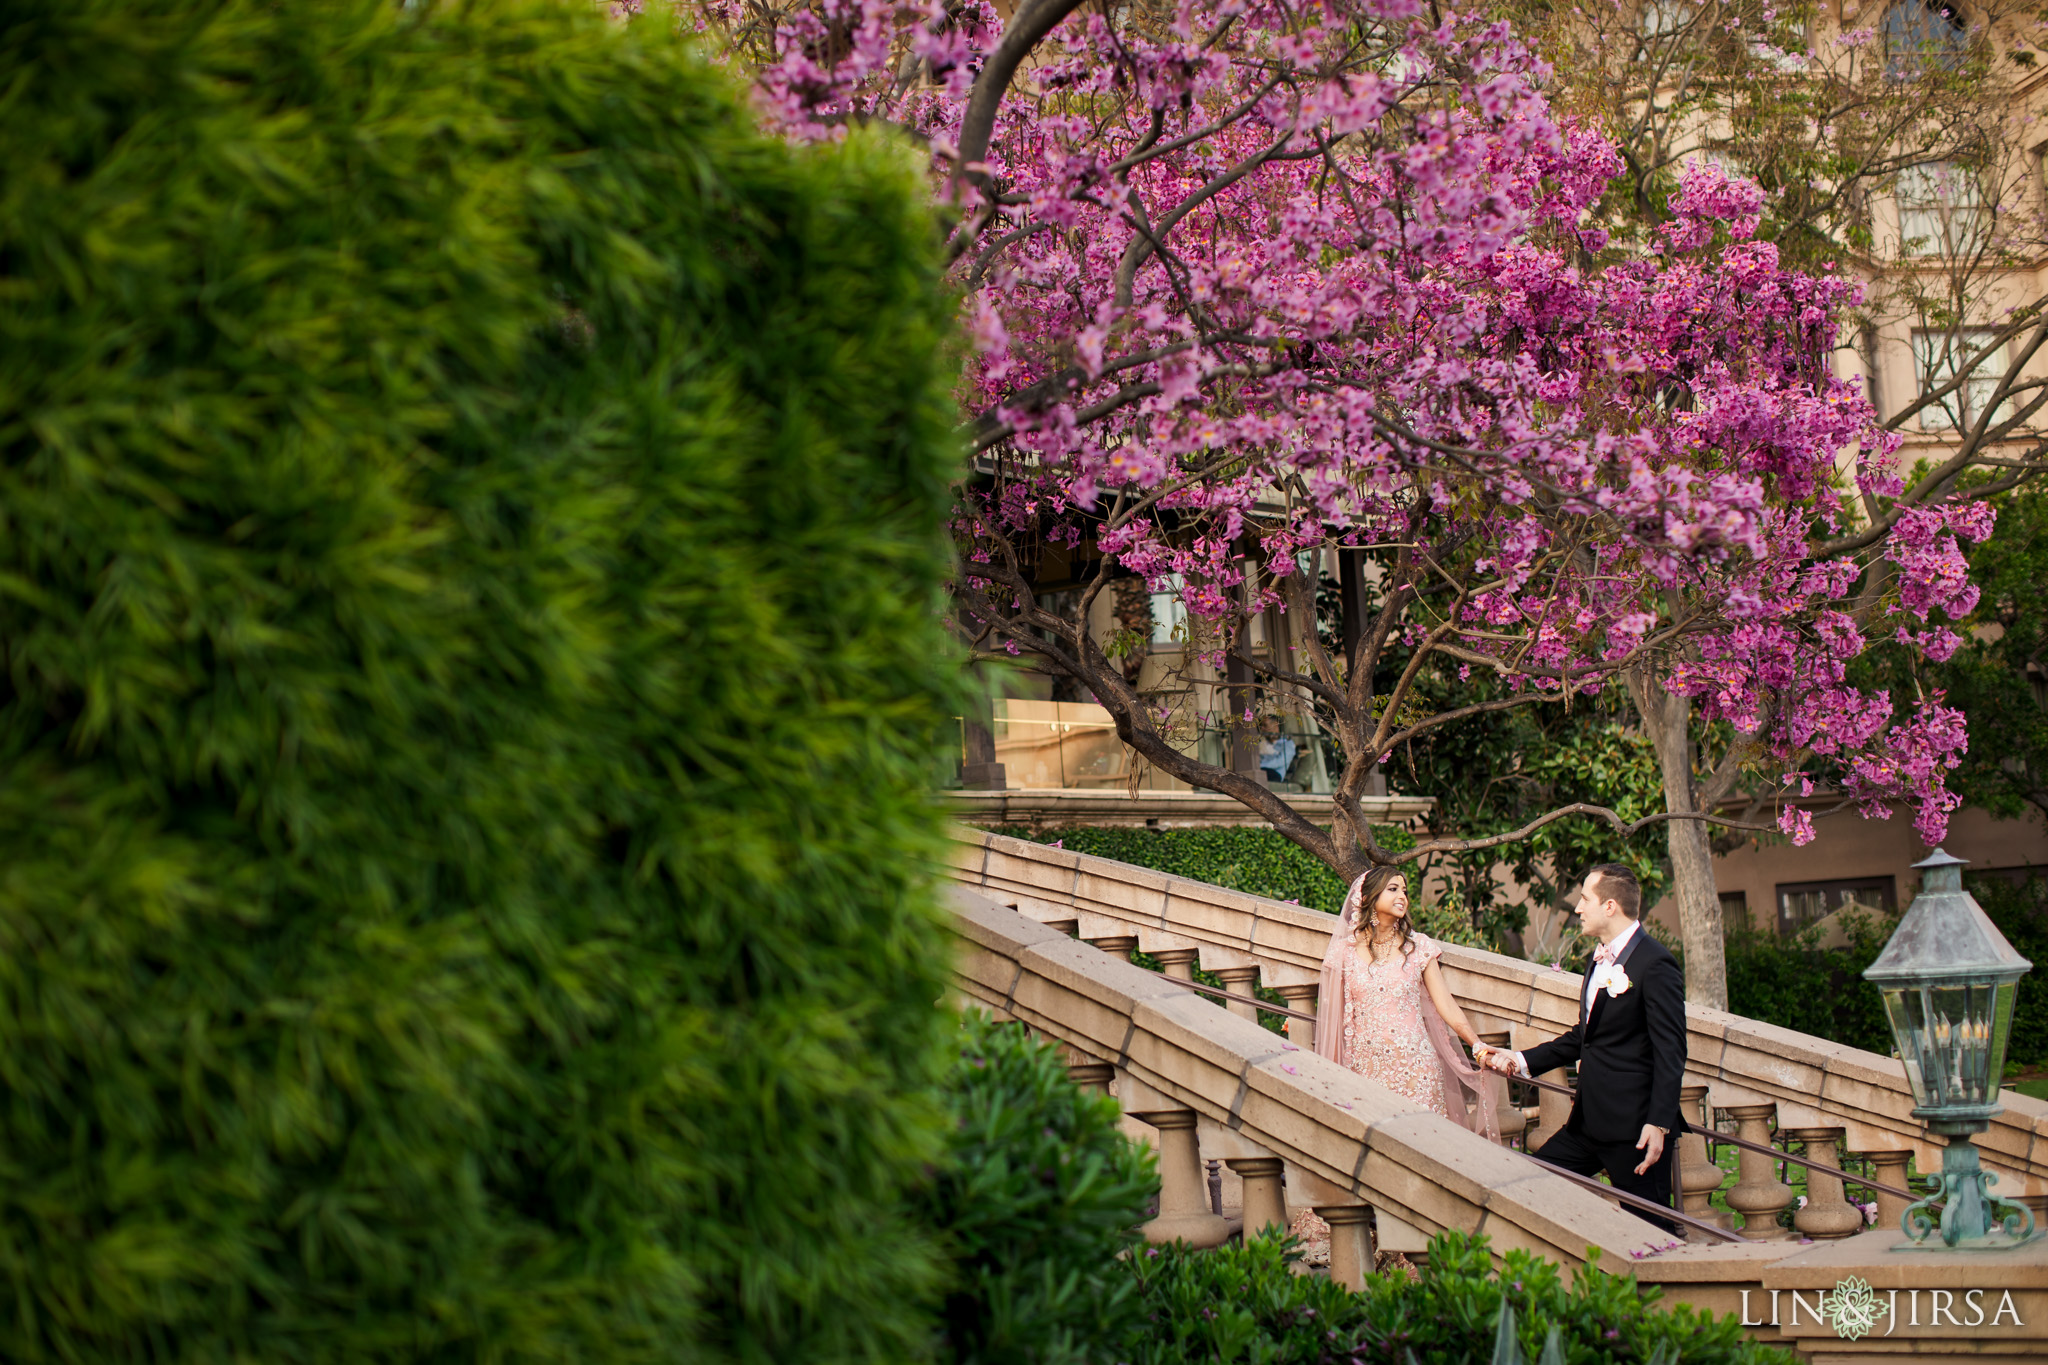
[{"left": 1631, "top": 672, "right": 1729, "bottom": 1012}]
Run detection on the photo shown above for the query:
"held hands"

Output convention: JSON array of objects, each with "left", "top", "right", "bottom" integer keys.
[
  {"left": 1633, "top": 1124, "right": 1667, "bottom": 1176},
  {"left": 1476, "top": 1047, "right": 1518, "bottom": 1076}
]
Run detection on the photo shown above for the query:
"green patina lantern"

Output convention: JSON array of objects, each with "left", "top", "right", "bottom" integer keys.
[{"left": 1863, "top": 849, "right": 2038, "bottom": 1249}]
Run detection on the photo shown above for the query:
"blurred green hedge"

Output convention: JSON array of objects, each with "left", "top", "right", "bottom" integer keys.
[{"left": 0, "top": 2, "right": 960, "bottom": 1360}]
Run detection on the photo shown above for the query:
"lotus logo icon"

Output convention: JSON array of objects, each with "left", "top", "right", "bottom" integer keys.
[{"left": 1823, "top": 1277, "right": 1885, "bottom": 1342}]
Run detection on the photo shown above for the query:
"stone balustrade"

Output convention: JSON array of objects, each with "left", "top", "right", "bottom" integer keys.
[
  {"left": 946, "top": 828, "right": 2048, "bottom": 1200},
  {"left": 949, "top": 831, "right": 2048, "bottom": 1356},
  {"left": 952, "top": 886, "right": 1681, "bottom": 1270}
]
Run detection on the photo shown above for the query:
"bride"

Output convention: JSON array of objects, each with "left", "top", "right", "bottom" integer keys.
[{"left": 1289, "top": 865, "right": 1500, "bottom": 1261}]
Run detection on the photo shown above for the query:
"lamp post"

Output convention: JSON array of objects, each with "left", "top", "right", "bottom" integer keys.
[{"left": 1863, "top": 849, "right": 2038, "bottom": 1249}]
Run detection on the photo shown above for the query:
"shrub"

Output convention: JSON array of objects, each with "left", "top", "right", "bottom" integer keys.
[
  {"left": 0, "top": 2, "right": 959, "bottom": 1361},
  {"left": 922, "top": 1014, "right": 1157, "bottom": 1365},
  {"left": 1723, "top": 876, "right": 2048, "bottom": 1062},
  {"left": 999, "top": 825, "right": 1486, "bottom": 948},
  {"left": 1116, "top": 1231, "right": 1795, "bottom": 1365}
]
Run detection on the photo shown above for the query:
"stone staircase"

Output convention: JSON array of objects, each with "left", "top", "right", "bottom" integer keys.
[{"left": 943, "top": 828, "right": 2048, "bottom": 1360}]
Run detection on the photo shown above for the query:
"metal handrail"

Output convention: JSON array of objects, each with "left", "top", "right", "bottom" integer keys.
[
  {"left": 1508, "top": 1071, "right": 1925, "bottom": 1203},
  {"left": 1136, "top": 951, "right": 1930, "bottom": 1206},
  {"left": 1174, "top": 977, "right": 1314, "bottom": 1021},
  {"left": 1522, "top": 1152, "right": 1750, "bottom": 1244}
]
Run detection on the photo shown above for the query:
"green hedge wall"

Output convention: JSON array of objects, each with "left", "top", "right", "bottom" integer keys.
[
  {"left": 994, "top": 826, "right": 1415, "bottom": 913},
  {"left": 996, "top": 825, "right": 1489, "bottom": 947},
  {"left": 0, "top": 3, "right": 960, "bottom": 1361},
  {"left": 1725, "top": 878, "right": 2048, "bottom": 1067}
]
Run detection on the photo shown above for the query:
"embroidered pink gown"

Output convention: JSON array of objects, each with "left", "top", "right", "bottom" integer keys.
[{"left": 1287, "top": 932, "right": 1453, "bottom": 1261}]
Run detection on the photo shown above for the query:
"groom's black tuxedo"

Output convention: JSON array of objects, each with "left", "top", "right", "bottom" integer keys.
[
  {"left": 1524, "top": 923, "right": 1689, "bottom": 1141},
  {"left": 1521, "top": 922, "right": 1689, "bottom": 1230}
]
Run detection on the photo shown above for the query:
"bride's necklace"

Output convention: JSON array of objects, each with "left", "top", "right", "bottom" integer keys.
[{"left": 1364, "top": 919, "right": 1401, "bottom": 963}]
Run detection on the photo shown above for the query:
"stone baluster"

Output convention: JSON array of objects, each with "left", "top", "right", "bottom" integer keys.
[
  {"left": 1530, "top": 1041, "right": 1572, "bottom": 1147},
  {"left": 1677, "top": 1085, "right": 1728, "bottom": 1234},
  {"left": 1721, "top": 1102, "right": 1795, "bottom": 1239},
  {"left": 1476, "top": 1030, "right": 1525, "bottom": 1147},
  {"left": 1154, "top": 948, "right": 1199, "bottom": 981},
  {"left": 1129, "top": 1109, "right": 1232, "bottom": 1247},
  {"left": 1086, "top": 933, "right": 1139, "bottom": 958},
  {"left": 1855, "top": 1150, "right": 1914, "bottom": 1232},
  {"left": 1782, "top": 1126, "right": 1862, "bottom": 1240},
  {"left": 1275, "top": 983, "right": 1319, "bottom": 1051},
  {"left": 1067, "top": 1062, "right": 1116, "bottom": 1095},
  {"left": 1225, "top": 1157, "right": 1288, "bottom": 1238},
  {"left": 1047, "top": 917, "right": 1079, "bottom": 938},
  {"left": 1214, "top": 965, "right": 1260, "bottom": 1022},
  {"left": 1313, "top": 1204, "right": 1374, "bottom": 1291}
]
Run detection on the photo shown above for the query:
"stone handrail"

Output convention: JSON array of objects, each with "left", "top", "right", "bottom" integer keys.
[
  {"left": 944, "top": 827, "right": 2048, "bottom": 1196},
  {"left": 949, "top": 885, "right": 1678, "bottom": 1268}
]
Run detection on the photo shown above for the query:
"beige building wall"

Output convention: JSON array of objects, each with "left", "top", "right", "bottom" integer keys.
[{"left": 1644, "top": 801, "right": 2048, "bottom": 941}]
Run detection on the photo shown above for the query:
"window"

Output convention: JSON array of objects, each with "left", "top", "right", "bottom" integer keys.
[
  {"left": 1884, "top": 0, "right": 1968, "bottom": 78},
  {"left": 1147, "top": 574, "right": 1189, "bottom": 646},
  {"left": 1641, "top": 0, "right": 1689, "bottom": 37},
  {"left": 1718, "top": 891, "right": 1751, "bottom": 932},
  {"left": 1776, "top": 877, "right": 1897, "bottom": 937},
  {"left": 1913, "top": 329, "right": 2007, "bottom": 432},
  {"left": 1896, "top": 162, "right": 1987, "bottom": 257}
]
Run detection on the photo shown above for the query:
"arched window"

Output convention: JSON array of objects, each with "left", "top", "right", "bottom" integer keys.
[{"left": 1884, "top": 0, "right": 1968, "bottom": 77}]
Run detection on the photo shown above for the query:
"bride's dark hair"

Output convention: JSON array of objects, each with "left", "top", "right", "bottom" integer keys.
[{"left": 1352, "top": 864, "right": 1416, "bottom": 958}]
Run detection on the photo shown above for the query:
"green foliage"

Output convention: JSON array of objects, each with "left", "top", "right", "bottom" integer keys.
[
  {"left": 998, "top": 824, "right": 1486, "bottom": 952},
  {"left": 1348, "top": 1233, "right": 1792, "bottom": 1365},
  {"left": 1118, "top": 1233, "right": 1373, "bottom": 1364},
  {"left": 1964, "top": 876, "right": 2048, "bottom": 1068},
  {"left": 1721, "top": 878, "right": 2048, "bottom": 1064},
  {"left": 0, "top": 2, "right": 962, "bottom": 1361},
  {"left": 996, "top": 826, "right": 1412, "bottom": 914},
  {"left": 1115, "top": 1231, "right": 1794, "bottom": 1365},
  {"left": 922, "top": 1015, "right": 1157, "bottom": 1365},
  {"left": 1912, "top": 481, "right": 2048, "bottom": 825},
  {"left": 1723, "top": 913, "right": 1899, "bottom": 1056}
]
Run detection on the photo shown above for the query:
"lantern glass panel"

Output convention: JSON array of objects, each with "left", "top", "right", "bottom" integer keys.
[
  {"left": 1885, "top": 981, "right": 2005, "bottom": 1110},
  {"left": 1884, "top": 985, "right": 1936, "bottom": 1107},
  {"left": 1991, "top": 978, "right": 2019, "bottom": 1082}
]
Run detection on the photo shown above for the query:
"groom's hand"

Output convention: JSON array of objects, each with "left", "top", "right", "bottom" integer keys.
[{"left": 1633, "top": 1124, "right": 1667, "bottom": 1175}]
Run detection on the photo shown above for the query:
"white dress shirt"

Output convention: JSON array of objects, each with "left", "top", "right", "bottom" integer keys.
[{"left": 1501, "top": 920, "right": 1641, "bottom": 1080}]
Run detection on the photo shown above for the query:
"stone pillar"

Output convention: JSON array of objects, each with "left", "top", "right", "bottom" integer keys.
[
  {"left": 1276, "top": 983, "right": 1318, "bottom": 1051},
  {"left": 1225, "top": 1157, "right": 1288, "bottom": 1238},
  {"left": 1314, "top": 1204, "right": 1374, "bottom": 1291},
  {"left": 1477, "top": 1030, "right": 1525, "bottom": 1146},
  {"left": 1087, "top": 934, "right": 1139, "bottom": 959},
  {"left": 1067, "top": 1062, "right": 1116, "bottom": 1095},
  {"left": 1783, "top": 1127, "right": 1862, "bottom": 1241},
  {"left": 1154, "top": 948, "right": 1199, "bottom": 981},
  {"left": 1130, "top": 1109, "right": 1233, "bottom": 1247},
  {"left": 1214, "top": 965, "right": 1260, "bottom": 1022},
  {"left": 1722, "top": 1103, "right": 1795, "bottom": 1239},
  {"left": 1677, "top": 1085, "right": 1728, "bottom": 1234},
  {"left": 1531, "top": 1050, "right": 1573, "bottom": 1148},
  {"left": 1856, "top": 1149, "right": 1915, "bottom": 1232}
]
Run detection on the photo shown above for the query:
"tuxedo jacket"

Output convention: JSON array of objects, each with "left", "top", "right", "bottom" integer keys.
[{"left": 1522, "top": 927, "right": 1689, "bottom": 1145}]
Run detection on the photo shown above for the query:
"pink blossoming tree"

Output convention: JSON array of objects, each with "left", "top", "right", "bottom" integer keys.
[{"left": 681, "top": 0, "right": 1993, "bottom": 1007}]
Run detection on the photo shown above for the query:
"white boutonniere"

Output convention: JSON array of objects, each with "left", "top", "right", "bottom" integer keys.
[{"left": 1606, "top": 969, "right": 1633, "bottom": 998}]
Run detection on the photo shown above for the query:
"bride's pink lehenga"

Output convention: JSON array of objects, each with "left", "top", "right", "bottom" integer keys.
[{"left": 1284, "top": 883, "right": 1499, "bottom": 1267}]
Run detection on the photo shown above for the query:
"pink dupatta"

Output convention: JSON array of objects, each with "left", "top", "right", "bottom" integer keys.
[{"left": 1315, "top": 874, "right": 1502, "bottom": 1143}]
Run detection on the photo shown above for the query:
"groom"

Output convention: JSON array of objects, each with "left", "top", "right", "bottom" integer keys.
[{"left": 1481, "top": 864, "right": 1688, "bottom": 1231}]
